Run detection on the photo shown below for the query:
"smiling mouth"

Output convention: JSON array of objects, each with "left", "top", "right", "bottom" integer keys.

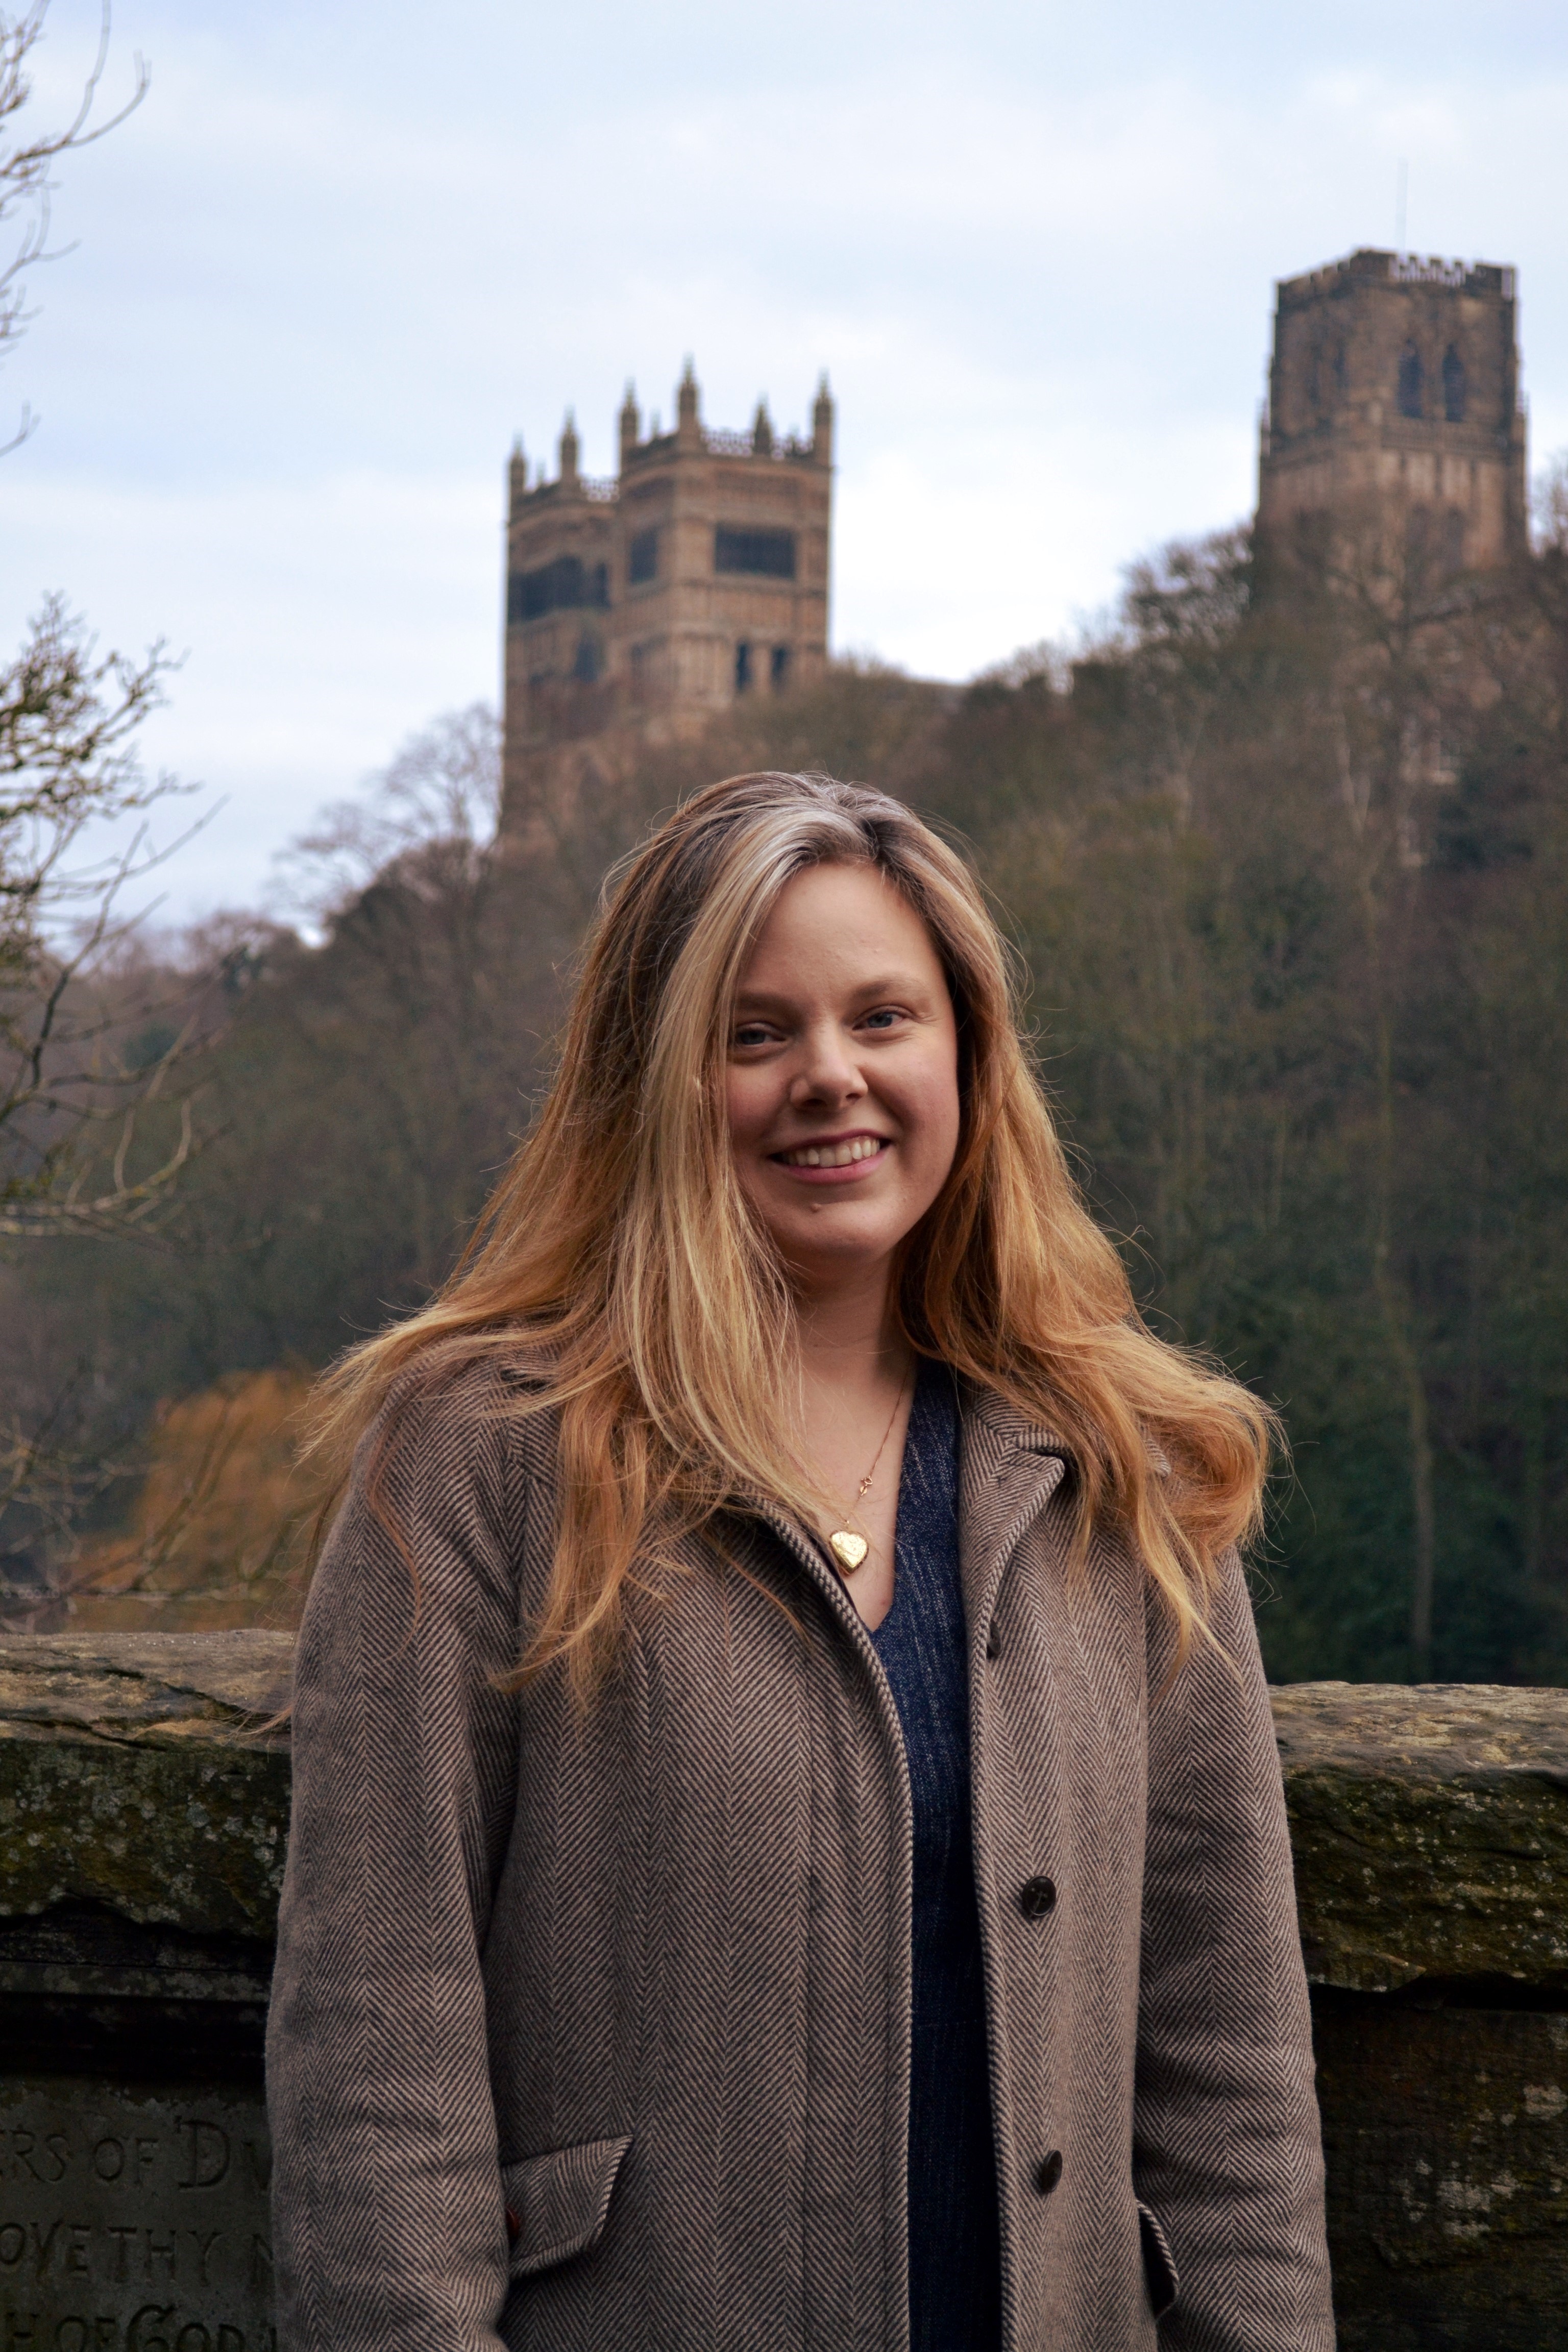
[{"left": 773, "top": 1137, "right": 888, "bottom": 1169}]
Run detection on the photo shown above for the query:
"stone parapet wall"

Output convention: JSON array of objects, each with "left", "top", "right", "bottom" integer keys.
[
  {"left": 4, "top": 1636, "right": 1567, "bottom": 2347},
  {"left": 1, "top": 1637, "right": 290, "bottom": 2352},
  {"left": 1273, "top": 1681, "right": 1568, "bottom": 2347}
]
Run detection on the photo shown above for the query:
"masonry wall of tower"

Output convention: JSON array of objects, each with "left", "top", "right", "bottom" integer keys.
[
  {"left": 501, "top": 364, "right": 833, "bottom": 834},
  {"left": 1257, "top": 248, "right": 1527, "bottom": 577}
]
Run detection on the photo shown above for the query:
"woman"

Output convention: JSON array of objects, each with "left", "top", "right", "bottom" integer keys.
[{"left": 267, "top": 770, "right": 1334, "bottom": 2352}]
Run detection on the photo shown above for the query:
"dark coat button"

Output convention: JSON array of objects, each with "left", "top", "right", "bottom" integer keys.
[
  {"left": 985, "top": 1624, "right": 1000, "bottom": 1661},
  {"left": 1035, "top": 2150, "right": 1064, "bottom": 2195},
  {"left": 1018, "top": 1875, "right": 1057, "bottom": 1919}
]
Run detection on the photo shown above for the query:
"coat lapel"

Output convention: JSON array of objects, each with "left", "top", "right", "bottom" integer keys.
[{"left": 957, "top": 1380, "right": 1073, "bottom": 1645}]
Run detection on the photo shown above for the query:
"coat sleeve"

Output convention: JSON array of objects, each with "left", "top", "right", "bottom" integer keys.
[
  {"left": 1133, "top": 1551, "right": 1336, "bottom": 2351},
  {"left": 266, "top": 1364, "right": 531, "bottom": 2352}
]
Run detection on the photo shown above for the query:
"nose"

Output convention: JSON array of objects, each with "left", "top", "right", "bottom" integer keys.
[{"left": 789, "top": 1019, "right": 866, "bottom": 1110}]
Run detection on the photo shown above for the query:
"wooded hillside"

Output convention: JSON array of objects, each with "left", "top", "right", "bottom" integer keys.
[{"left": 7, "top": 516, "right": 1566, "bottom": 1685}]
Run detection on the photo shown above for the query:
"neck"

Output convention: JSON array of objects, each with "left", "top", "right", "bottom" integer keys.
[{"left": 793, "top": 1259, "right": 910, "bottom": 1390}]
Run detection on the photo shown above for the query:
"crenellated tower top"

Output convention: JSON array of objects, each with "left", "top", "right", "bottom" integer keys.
[
  {"left": 1257, "top": 247, "right": 1526, "bottom": 579},
  {"left": 500, "top": 361, "right": 835, "bottom": 834}
]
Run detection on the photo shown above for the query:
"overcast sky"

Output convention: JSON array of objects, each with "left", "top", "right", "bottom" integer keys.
[{"left": 5, "top": 0, "right": 1567, "bottom": 919}]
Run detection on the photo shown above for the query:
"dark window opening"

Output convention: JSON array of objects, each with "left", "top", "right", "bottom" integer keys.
[
  {"left": 1406, "top": 505, "right": 1431, "bottom": 563},
  {"left": 1441, "top": 508, "right": 1466, "bottom": 574},
  {"left": 1333, "top": 340, "right": 1348, "bottom": 398},
  {"left": 715, "top": 526, "right": 797, "bottom": 578},
  {"left": 508, "top": 555, "right": 610, "bottom": 626},
  {"left": 734, "top": 642, "right": 752, "bottom": 693},
  {"left": 1442, "top": 344, "right": 1466, "bottom": 424},
  {"left": 770, "top": 644, "right": 790, "bottom": 689},
  {"left": 1288, "top": 506, "right": 1331, "bottom": 574},
  {"left": 629, "top": 528, "right": 658, "bottom": 585},
  {"left": 1396, "top": 342, "right": 1425, "bottom": 420},
  {"left": 573, "top": 633, "right": 602, "bottom": 683}
]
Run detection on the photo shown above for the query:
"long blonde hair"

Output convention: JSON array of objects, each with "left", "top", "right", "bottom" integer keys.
[{"left": 310, "top": 770, "right": 1275, "bottom": 1684}]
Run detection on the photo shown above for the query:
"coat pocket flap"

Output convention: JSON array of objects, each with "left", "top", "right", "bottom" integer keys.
[
  {"left": 502, "top": 2135, "right": 633, "bottom": 2280},
  {"left": 1136, "top": 2200, "right": 1180, "bottom": 2321}
]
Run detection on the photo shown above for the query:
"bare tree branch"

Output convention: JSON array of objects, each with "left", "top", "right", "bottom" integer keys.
[
  {"left": 0, "top": 597, "right": 210, "bottom": 1240},
  {"left": 0, "top": 1, "right": 149, "bottom": 427}
]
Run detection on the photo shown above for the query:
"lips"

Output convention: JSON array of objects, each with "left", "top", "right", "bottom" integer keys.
[{"left": 775, "top": 1135, "right": 887, "bottom": 1169}]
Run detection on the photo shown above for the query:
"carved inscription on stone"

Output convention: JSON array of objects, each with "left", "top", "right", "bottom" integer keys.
[{"left": 0, "top": 2078, "right": 272, "bottom": 2351}]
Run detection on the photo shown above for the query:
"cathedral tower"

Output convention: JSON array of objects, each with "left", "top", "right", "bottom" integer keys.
[
  {"left": 501, "top": 364, "right": 833, "bottom": 832},
  {"left": 1257, "top": 249, "right": 1527, "bottom": 578}
]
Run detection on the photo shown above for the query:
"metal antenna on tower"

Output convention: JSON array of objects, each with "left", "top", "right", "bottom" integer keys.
[{"left": 1395, "top": 159, "right": 1408, "bottom": 253}]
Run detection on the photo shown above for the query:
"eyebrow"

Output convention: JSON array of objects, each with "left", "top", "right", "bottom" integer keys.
[{"left": 732, "top": 972, "right": 933, "bottom": 1012}]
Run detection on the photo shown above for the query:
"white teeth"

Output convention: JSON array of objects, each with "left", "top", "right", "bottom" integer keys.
[{"left": 782, "top": 1137, "right": 884, "bottom": 1168}]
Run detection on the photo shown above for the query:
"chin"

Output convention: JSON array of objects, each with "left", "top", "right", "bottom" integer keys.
[{"left": 781, "top": 1224, "right": 906, "bottom": 1275}]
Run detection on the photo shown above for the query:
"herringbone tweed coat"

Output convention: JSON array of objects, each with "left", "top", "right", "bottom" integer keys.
[{"left": 266, "top": 1359, "right": 1334, "bottom": 2352}]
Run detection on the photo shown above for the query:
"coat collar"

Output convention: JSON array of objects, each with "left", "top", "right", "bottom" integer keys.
[
  {"left": 955, "top": 1379, "right": 1073, "bottom": 1639},
  {"left": 957, "top": 1374, "right": 1073, "bottom": 1466}
]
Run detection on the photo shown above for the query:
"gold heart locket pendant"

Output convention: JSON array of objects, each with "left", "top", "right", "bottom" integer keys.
[{"left": 829, "top": 1531, "right": 869, "bottom": 1573}]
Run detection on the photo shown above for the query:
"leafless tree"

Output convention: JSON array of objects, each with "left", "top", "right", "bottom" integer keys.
[
  {"left": 0, "top": 597, "right": 203, "bottom": 1241},
  {"left": 0, "top": 3, "right": 197, "bottom": 1249},
  {"left": 0, "top": 1, "right": 148, "bottom": 445},
  {"left": 278, "top": 702, "right": 501, "bottom": 923},
  {"left": 0, "top": 7, "right": 215, "bottom": 1620}
]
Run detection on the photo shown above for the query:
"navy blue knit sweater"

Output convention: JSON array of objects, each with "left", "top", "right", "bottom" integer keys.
[{"left": 870, "top": 1361, "right": 1002, "bottom": 2352}]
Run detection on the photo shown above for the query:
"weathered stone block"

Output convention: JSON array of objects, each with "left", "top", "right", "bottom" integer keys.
[
  {"left": 1274, "top": 1681, "right": 1568, "bottom": 1994},
  {"left": 0, "top": 2076, "right": 273, "bottom": 2352},
  {"left": 1314, "top": 1996, "right": 1568, "bottom": 2350}
]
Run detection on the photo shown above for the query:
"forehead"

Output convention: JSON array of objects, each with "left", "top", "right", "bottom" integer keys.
[{"left": 737, "top": 861, "right": 943, "bottom": 995}]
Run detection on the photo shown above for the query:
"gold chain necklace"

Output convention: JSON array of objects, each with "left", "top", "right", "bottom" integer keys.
[{"left": 827, "top": 1365, "right": 913, "bottom": 1575}]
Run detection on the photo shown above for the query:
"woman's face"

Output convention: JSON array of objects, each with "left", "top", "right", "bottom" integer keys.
[{"left": 725, "top": 861, "right": 961, "bottom": 1297}]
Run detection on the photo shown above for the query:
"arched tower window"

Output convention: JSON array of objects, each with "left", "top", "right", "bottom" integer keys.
[
  {"left": 1442, "top": 344, "right": 1466, "bottom": 424},
  {"left": 1396, "top": 341, "right": 1424, "bottom": 420}
]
